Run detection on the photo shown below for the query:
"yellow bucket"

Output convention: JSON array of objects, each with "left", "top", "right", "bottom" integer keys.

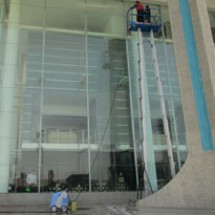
[{"left": 71, "top": 201, "right": 77, "bottom": 212}]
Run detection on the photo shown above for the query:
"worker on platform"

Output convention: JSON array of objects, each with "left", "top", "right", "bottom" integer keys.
[
  {"left": 144, "top": 5, "right": 151, "bottom": 23},
  {"left": 131, "top": 1, "right": 145, "bottom": 23}
]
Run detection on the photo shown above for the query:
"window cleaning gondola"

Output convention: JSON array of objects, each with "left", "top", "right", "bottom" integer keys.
[{"left": 127, "top": 2, "right": 161, "bottom": 33}]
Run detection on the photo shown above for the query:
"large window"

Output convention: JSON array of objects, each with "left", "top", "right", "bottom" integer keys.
[
  {"left": 0, "top": 0, "right": 187, "bottom": 193},
  {"left": 13, "top": 28, "right": 135, "bottom": 192}
]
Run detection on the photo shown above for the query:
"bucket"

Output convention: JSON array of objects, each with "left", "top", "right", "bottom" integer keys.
[{"left": 71, "top": 201, "right": 77, "bottom": 212}]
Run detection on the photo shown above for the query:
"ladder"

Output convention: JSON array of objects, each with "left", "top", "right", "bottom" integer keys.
[
  {"left": 137, "top": 28, "right": 176, "bottom": 182},
  {"left": 137, "top": 27, "right": 149, "bottom": 196}
]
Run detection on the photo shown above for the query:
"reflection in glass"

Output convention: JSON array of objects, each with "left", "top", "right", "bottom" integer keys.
[{"left": 0, "top": 0, "right": 188, "bottom": 193}]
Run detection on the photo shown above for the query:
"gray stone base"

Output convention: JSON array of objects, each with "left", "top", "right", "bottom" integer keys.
[
  {"left": 137, "top": 151, "right": 215, "bottom": 212},
  {"left": 137, "top": 207, "right": 215, "bottom": 215},
  {"left": 0, "top": 191, "right": 136, "bottom": 212}
]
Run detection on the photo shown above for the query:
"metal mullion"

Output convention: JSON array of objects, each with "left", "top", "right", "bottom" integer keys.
[
  {"left": 85, "top": 8, "right": 91, "bottom": 192},
  {"left": 38, "top": 0, "right": 46, "bottom": 193}
]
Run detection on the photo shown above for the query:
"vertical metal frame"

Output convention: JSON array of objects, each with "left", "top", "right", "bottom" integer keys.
[
  {"left": 85, "top": 0, "right": 91, "bottom": 192},
  {"left": 160, "top": 6, "right": 182, "bottom": 170},
  {"left": 38, "top": 0, "right": 47, "bottom": 192},
  {"left": 150, "top": 30, "right": 176, "bottom": 177},
  {"left": 137, "top": 28, "right": 148, "bottom": 176},
  {"left": 126, "top": 36, "right": 139, "bottom": 189},
  {"left": 137, "top": 29, "right": 157, "bottom": 192}
]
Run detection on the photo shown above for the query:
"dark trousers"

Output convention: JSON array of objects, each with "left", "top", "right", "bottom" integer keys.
[
  {"left": 145, "top": 14, "right": 151, "bottom": 23},
  {"left": 137, "top": 10, "right": 144, "bottom": 22}
]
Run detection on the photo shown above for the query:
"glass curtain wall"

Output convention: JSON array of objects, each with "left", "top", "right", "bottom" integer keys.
[
  {"left": 0, "top": 0, "right": 136, "bottom": 193},
  {"left": 0, "top": 0, "right": 188, "bottom": 193}
]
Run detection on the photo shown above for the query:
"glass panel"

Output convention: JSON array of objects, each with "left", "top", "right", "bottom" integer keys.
[
  {"left": 88, "top": 36, "right": 136, "bottom": 191},
  {"left": 17, "top": 29, "right": 42, "bottom": 193},
  {"left": 42, "top": 89, "right": 87, "bottom": 144},
  {"left": 19, "top": 29, "right": 43, "bottom": 145},
  {"left": 18, "top": 88, "right": 41, "bottom": 193},
  {"left": 42, "top": 151, "right": 89, "bottom": 192},
  {"left": 20, "top": 0, "right": 45, "bottom": 27},
  {"left": 87, "top": 0, "right": 124, "bottom": 35},
  {"left": 42, "top": 32, "right": 88, "bottom": 192},
  {"left": 14, "top": 150, "right": 38, "bottom": 193},
  {"left": 46, "top": 0, "right": 85, "bottom": 31},
  {"left": 155, "top": 151, "right": 171, "bottom": 189},
  {"left": 160, "top": 6, "right": 172, "bottom": 39},
  {"left": 21, "top": 88, "right": 42, "bottom": 144}
]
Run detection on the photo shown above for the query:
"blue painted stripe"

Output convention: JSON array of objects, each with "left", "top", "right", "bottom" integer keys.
[{"left": 178, "top": 0, "right": 214, "bottom": 151}]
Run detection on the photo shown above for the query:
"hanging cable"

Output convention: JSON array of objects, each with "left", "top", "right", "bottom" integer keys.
[{"left": 90, "top": 70, "right": 126, "bottom": 171}]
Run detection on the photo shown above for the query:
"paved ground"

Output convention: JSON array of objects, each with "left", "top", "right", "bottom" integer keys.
[
  {"left": 137, "top": 207, "right": 215, "bottom": 215},
  {"left": 0, "top": 205, "right": 214, "bottom": 215},
  {"left": 0, "top": 205, "right": 137, "bottom": 215}
]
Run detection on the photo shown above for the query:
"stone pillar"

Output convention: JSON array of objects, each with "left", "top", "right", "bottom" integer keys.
[
  {"left": 159, "top": 0, "right": 203, "bottom": 154},
  {"left": 178, "top": 0, "right": 214, "bottom": 151},
  {"left": 0, "top": 0, "right": 20, "bottom": 193},
  {"left": 189, "top": 0, "right": 215, "bottom": 149}
]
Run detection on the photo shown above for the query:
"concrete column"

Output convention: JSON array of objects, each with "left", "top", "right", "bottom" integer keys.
[
  {"left": 178, "top": 0, "right": 214, "bottom": 151},
  {"left": 0, "top": 0, "right": 20, "bottom": 193},
  {"left": 189, "top": 0, "right": 215, "bottom": 149},
  {"left": 167, "top": 0, "right": 202, "bottom": 154}
]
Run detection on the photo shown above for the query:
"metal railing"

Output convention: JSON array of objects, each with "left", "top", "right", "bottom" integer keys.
[{"left": 127, "top": 6, "right": 161, "bottom": 30}]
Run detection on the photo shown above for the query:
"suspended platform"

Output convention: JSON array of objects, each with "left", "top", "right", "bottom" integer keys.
[
  {"left": 127, "top": 5, "right": 161, "bottom": 33},
  {"left": 128, "top": 21, "right": 161, "bottom": 33}
]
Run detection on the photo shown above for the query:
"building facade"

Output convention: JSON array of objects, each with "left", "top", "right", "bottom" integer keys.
[{"left": 0, "top": 0, "right": 214, "bottom": 194}]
